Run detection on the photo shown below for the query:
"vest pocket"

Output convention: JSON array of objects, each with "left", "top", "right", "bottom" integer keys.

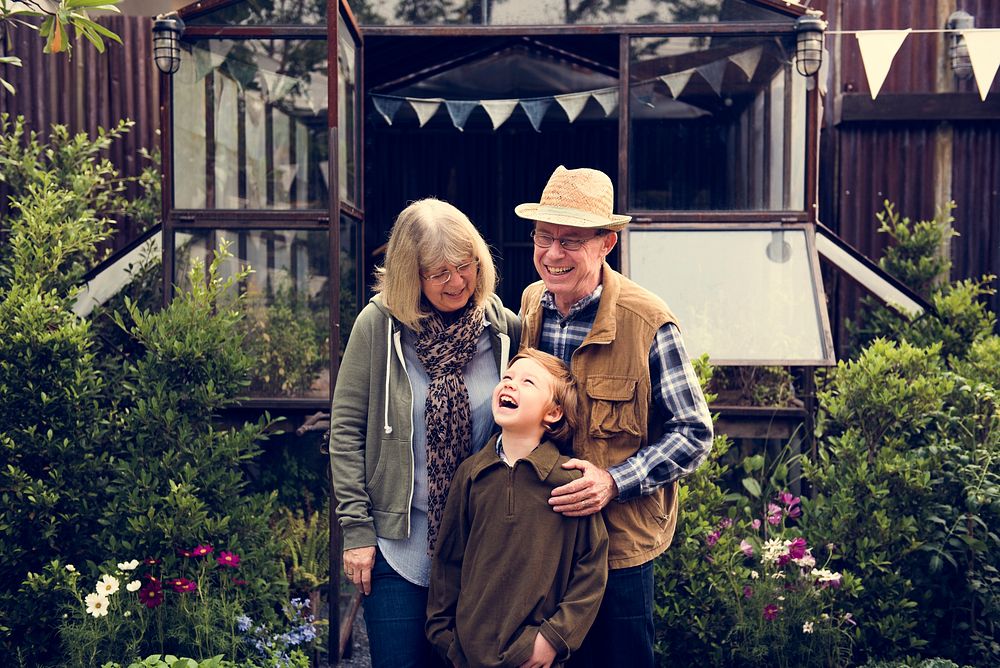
[{"left": 586, "top": 376, "right": 642, "bottom": 438}]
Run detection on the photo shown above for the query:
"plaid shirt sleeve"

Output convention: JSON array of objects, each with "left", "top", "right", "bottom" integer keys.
[{"left": 608, "top": 323, "right": 714, "bottom": 501}]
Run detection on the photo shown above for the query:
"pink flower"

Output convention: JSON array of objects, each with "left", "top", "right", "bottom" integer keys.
[
  {"left": 706, "top": 530, "right": 721, "bottom": 547},
  {"left": 232, "top": 578, "right": 248, "bottom": 586},
  {"left": 192, "top": 544, "right": 214, "bottom": 557},
  {"left": 767, "top": 504, "right": 783, "bottom": 526},
  {"left": 169, "top": 577, "right": 198, "bottom": 593},
  {"left": 743, "top": 586, "right": 753, "bottom": 599},
  {"left": 763, "top": 604, "right": 780, "bottom": 621},
  {"left": 143, "top": 557, "right": 161, "bottom": 566},
  {"left": 718, "top": 517, "right": 734, "bottom": 530},
  {"left": 740, "top": 539, "right": 754, "bottom": 557},
  {"left": 176, "top": 547, "right": 193, "bottom": 558},
  {"left": 751, "top": 519, "right": 761, "bottom": 530},
  {"left": 217, "top": 551, "right": 241, "bottom": 568},
  {"left": 779, "top": 492, "right": 802, "bottom": 518}
]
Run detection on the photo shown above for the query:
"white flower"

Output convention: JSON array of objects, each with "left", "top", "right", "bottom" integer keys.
[
  {"left": 123, "top": 610, "right": 132, "bottom": 618},
  {"left": 65, "top": 564, "right": 76, "bottom": 572},
  {"left": 771, "top": 571, "right": 786, "bottom": 579},
  {"left": 126, "top": 580, "right": 142, "bottom": 592},
  {"left": 812, "top": 568, "right": 841, "bottom": 584},
  {"left": 777, "top": 595, "right": 785, "bottom": 601},
  {"left": 793, "top": 551, "right": 816, "bottom": 568},
  {"left": 85, "top": 592, "right": 110, "bottom": 618},
  {"left": 803, "top": 621, "right": 814, "bottom": 634},
  {"left": 750, "top": 570, "right": 759, "bottom": 580},
  {"left": 117, "top": 559, "right": 140, "bottom": 571},
  {"left": 96, "top": 574, "right": 120, "bottom": 596},
  {"left": 761, "top": 538, "right": 786, "bottom": 564}
]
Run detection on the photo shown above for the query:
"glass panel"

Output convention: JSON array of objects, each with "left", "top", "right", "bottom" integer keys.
[
  {"left": 338, "top": 14, "right": 358, "bottom": 206},
  {"left": 173, "top": 40, "right": 329, "bottom": 210},
  {"left": 174, "top": 228, "right": 331, "bottom": 398},
  {"left": 626, "top": 228, "right": 829, "bottom": 363},
  {"left": 349, "top": 0, "right": 791, "bottom": 26},
  {"left": 629, "top": 34, "right": 806, "bottom": 211},
  {"left": 187, "top": 0, "right": 326, "bottom": 26},
  {"left": 339, "top": 214, "right": 362, "bottom": 356}
]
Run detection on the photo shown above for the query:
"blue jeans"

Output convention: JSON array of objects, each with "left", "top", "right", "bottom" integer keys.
[
  {"left": 361, "top": 551, "right": 446, "bottom": 668},
  {"left": 569, "top": 560, "right": 655, "bottom": 668}
]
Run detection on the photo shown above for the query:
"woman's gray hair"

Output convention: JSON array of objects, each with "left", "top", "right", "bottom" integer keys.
[{"left": 373, "top": 198, "right": 498, "bottom": 331}]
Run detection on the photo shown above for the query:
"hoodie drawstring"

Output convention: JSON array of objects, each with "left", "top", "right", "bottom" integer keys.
[{"left": 383, "top": 319, "right": 394, "bottom": 435}]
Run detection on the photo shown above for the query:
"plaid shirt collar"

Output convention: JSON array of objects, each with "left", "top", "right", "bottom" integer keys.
[{"left": 540, "top": 284, "right": 604, "bottom": 321}]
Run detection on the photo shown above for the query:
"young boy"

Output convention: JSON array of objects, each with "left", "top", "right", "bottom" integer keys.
[{"left": 426, "top": 348, "right": 609, "bottom": 668}]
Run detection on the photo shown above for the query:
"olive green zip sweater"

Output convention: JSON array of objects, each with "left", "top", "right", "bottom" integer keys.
[
  {"left": 426, "top": 437, "right": 609, "bottom": 667},
  {"left": 329, "top": 293, "right": 520, "bottom": 551}
]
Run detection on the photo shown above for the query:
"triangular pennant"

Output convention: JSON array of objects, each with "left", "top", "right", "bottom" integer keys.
[
  {"left": 729, "top": 46, "right": 763, "bottom": 82},
  {"left": 194, "top": 43, "right": 228, "bottom": 82},
  {"left": 855, "top": 29, "right": 911, "bottom": 100},
  {"left": 444, "top": 100, "right": 479, "bottom": 131},
  {"left": 591, "top": 89, "right": 618, "bottom": 116},
  {"left": 408, "top": 98, "right": 442, "bottom": 127},
  {"left": 259, "top": 69, "right": 297, "bottom": 101},
  {"left": 520, "top": 98, "right": 552, "bottom": 132},
  {"left": 554, "top": 92, "right": 590, "bottom": 123},
  {"left": 698, "top": 58, "right": 728, "bottom": 97},
  {"left": 480, "top": 99, "right": 518, "bottom": 130},
  {"left": 660, "top": 69, "right": 696, "bottom": 99},
  {"left": 962, "top": 29, "right": 1000, "bottom": 101},
  {"left": 371, "top": 95, "right": 403, "bottom": 126}
]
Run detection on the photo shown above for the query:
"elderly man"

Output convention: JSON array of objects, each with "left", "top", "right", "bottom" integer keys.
[{"left": 516, "top": 165, "right": 714, "bottom": 668}]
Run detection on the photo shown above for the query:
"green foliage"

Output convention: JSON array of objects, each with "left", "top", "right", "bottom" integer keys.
[
  {"left": 107, "top": 654, "right": 236, "bottom": 668},
  {"left": 877, "top": 201, "right": 957, "bottom": 300},
  {"left": 0, "top": 122, "right": 288, "bottom": 666},
  {"left": 0, "top": 0, "right": 121, "bottom": 93},
  {"left": 275, "top": 503, "right": 330, "bottom": 597}
]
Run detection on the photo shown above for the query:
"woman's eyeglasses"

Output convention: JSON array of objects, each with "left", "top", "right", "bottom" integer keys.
[
  {"left": 530, "top": 229, "right": 604, "bottom": 251},
  {"left": 421, "top": 260, "right": 480, "bottom": 285}
]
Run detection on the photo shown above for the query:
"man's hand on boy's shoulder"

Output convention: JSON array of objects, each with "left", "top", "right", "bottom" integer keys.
[
  {"left": 549, "top": 458, "right": 618, "bottom": 517},
  {"left": 518, "top": 631, "right": 557, "bottom": 668}
]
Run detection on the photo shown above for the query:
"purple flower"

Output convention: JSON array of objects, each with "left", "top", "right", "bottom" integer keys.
[
  {"left": 192, "top": 544, "right": 214, "bottom": 557},
  {"left": 743, "top": 586, "right": 753, "bottom": 599},
  {"left": 216, "top": 551, "right": 241, "bottom": 568},
  {"left": 787, "top": 537, "right": 808, "bottom": 560},
  {"left": 706, "top": 530, "right": 721, "bottom": 547},
  {"left": 169, "top": 577, "right": 198, "bottom": 593},
  {"left": 139, "top": 581, "right": 164, "bottom": 608},
  {"left": 718, "top": 517, "right": 734, "bottom": 530},
  {"left": 763, "top": 604, "right": 780, "bottom": 621},
  {"left": 779, "top": 492, "right": 802, "bottom": 518}
]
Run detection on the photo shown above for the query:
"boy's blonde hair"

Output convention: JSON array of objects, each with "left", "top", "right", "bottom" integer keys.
[
  {"left": 373, "top": 198, "right": 498, "bottom": 331},
  {"left": 509, "top": 348, "right": 579, "bottom": 448}
]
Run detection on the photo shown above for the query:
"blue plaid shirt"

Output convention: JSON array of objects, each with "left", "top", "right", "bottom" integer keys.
[{"left": 538, "top": 286, "right": 713, "bottom": 501}]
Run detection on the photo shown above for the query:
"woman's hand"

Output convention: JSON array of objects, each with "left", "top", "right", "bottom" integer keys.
[
  {"left": 343, "top": 546, "right": 376, "bottom": 595},
  {"left": 518, "top": 632, "right": 557, "bottom": 668}
]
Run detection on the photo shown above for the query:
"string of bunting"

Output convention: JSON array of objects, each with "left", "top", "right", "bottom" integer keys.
[
  {"left": 371, "top": 26, "right": 999, "bottom": 132},
  {"left": 370, "top": 44, "right": 766, "bottom": 132}
]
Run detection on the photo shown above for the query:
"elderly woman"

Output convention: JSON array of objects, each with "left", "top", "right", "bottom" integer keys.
[{"left": 330, "top": 198, "right": 520, "bottom": 667}]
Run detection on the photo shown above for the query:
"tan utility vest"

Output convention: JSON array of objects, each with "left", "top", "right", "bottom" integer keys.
[{"left": 520, "top": 264, "right": 680, "bottom": 569}]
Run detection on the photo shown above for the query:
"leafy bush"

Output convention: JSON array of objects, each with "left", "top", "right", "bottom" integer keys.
[{"left": 0, "top": 121, "right": 289, "bottom": 666}]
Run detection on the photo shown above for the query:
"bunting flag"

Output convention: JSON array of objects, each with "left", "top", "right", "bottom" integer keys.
[
  {"left": 520, "top": 98, "right": 552, "bottom": 132},
  {"left": 194, "top": 42, "right": 230, "bottom": 82},
  {"left": 445, "top": 100, "right": 479, "bottom": 131},
  {"left": 962, "top": 29, "right": 1000, "bottom": 102},
  {"left": 592, "top": 89, "right": 618, "bottom": 116},
  {"left": 481, "top": 99, "right": 518, "bottom": 129},
  {"left": 259, "top": 69, "right": 298, "bottom": 102},
  {"left": 698, "top": 59, "right": 729, "bottom": 97},
  {"left": 660, "top": 69, "right": 696, "bottom": 99},
  {"left": 372, "top": 95, "right": 403, "bottom": 125},
  {"left": 554, "top": 92, "right": 590, "bottom": 123},
  {"left": 410, "top": 98, "right": 442, "bottom": 127},
  {"left": 856, "top": 29, "right": 911, "bottom": 100},
  {"left": 729, "top": 46, "right": 763, "bottom": 82}
]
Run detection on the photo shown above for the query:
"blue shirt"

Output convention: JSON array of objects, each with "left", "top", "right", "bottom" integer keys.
[{"left": 537, "top": 286, "right": 713, "bottom": 501}]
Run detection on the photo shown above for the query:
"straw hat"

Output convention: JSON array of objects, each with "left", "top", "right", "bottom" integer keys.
[{"left": 515, "top": 165, "right": 631, "bottom": 231}]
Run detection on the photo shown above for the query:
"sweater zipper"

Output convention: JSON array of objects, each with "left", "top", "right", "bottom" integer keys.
[
  {"left": 507, "top": 465, "right": 515, "bottom": 517},
  {"left": 392, "top": 326, "right": 416, "bottom": 538}
]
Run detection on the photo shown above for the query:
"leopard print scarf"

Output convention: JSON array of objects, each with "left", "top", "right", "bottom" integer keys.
[{"left": 415, "top": 304, "right": 485, "bottom": 555}]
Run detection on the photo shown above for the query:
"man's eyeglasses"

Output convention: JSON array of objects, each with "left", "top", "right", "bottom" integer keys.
[
  {"left": 530, "top": 229, "right": 605, "bottom": 251},
  {"left": 421, "top": 260, "right": 480, "bottom": 285}
]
